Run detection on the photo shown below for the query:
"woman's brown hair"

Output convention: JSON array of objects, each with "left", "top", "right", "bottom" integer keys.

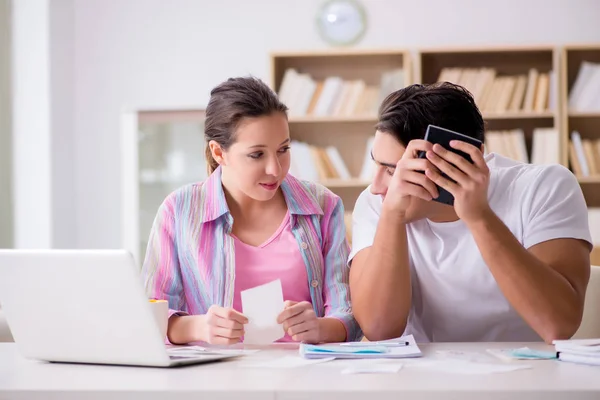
[{"left": 204, "top": 76, "right": 288, "bottom": 174}]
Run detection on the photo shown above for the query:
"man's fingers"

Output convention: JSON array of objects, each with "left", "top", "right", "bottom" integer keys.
[
  {"left": 449, "top": 140, "right": 487, "bottom": 169},
  {"left": 403, "top": 140, "right": 434, "bottom": 159},
  {"left": 400, "top": 158, "right": 440, "bottom": 174},
  {"left": 400, "top": 170, "right": 440, "bottom": 199},
  {"left": 425, "top": 168, "right": 459, "bottom": 195},
  {"left": 426, "top": 150, "right": 468, "bottom": 186},
  {"left": 431, "top": 144, "right": 477, "bottom": 178}
]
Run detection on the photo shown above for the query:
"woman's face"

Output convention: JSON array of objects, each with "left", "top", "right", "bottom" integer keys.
[{"left": 214, "top": 112, "right": 291, "bottom": 202}]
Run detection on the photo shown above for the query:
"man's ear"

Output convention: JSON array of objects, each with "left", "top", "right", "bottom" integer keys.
[{"left": 209, "top": 140, "right": 226, "bottom": 166}]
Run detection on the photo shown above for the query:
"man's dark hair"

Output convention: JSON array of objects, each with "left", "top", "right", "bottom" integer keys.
[{"left": 376, "top": 82, "right": 485, "bottom": 146}]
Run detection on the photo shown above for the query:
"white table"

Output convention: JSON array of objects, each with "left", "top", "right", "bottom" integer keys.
[{"left": 0, "top": 341, "right": 598, "bottom": 400}]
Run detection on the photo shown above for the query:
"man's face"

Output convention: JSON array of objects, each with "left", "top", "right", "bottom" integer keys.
[{"left": 369, "top": 130, "right": 433, "bottom": 221}]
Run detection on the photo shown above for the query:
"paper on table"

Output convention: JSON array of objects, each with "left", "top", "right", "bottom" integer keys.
[
  {"left": 403, "top": 359, "right": 532, "bottom": 374},
  {"left": 436, "top": 349, "right": 500, "bottom": 363},
  {"left": 486, "top": 347, "right": 557, "bottom": 361},
  {"left": 241, "top": 279, "right": 285, "bottom": 345},
  {"left": 300, "top": 334, "right": 421, "bottom": 359},
  {"left": 341, "top": 360, "right": 404, "bottom": 374},
  {"left": 168, "top": 346, "right": 260, "bottom": 357},
  {"left": 243, "top": 356, "right": 335, "bottom": 368}
]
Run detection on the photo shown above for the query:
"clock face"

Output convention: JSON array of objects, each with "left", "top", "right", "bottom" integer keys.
[{"left": 316, "top": 0, "right": 367, "bottom": 46}]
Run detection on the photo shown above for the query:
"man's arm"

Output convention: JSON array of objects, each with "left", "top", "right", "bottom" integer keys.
[
  {"left": 425, "top": 141, "right": 592, "bottom": 344},
  {"left": 350, "top": 206, "right": 412, "bottom": 341},
  {"left": 468, "top": 212, "right": 590, "bottom": 343},
  {"left": 350, "top": 139, "right": 437, "bottom": 341}
]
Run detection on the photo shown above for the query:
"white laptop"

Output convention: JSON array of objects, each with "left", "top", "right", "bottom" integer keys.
[{"left": 0, "top": 249, "right": 239, "bottom": 367}]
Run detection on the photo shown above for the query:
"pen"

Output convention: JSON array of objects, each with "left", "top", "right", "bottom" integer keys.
[{"left": 340, "top": 341, "right": 410, "bottom": 347}]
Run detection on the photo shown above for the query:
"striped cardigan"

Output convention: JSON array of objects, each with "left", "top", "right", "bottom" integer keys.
[{"left": 141, "top": 167, "right": 361, "bottom": 341}]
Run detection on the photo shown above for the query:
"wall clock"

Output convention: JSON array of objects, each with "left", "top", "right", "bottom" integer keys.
[{"left": 316, "top": 0, "right": 367, "bottom": 46}]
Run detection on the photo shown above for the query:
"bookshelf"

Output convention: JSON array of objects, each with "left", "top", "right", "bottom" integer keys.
[
  {"left": 561, "top": 45, "right": 600, "bottom": 205},
  {"left": 270, "top": 49, "right": 412, "bottom": 213},
  {"left": 563, "top": 45, "right": 600, "bottom": 263},
  {"left": 417, "top": 46, "right": 560, "bottom": 166}
]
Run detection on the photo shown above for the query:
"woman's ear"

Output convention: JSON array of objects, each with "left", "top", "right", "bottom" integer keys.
[{"left": 209, "top": 140, "right": 226, "bottom": 166}]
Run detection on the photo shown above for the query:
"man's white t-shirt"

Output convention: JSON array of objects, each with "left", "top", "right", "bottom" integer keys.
[{"left": 349, "top": 153, "right": 592, "bottom": 342}]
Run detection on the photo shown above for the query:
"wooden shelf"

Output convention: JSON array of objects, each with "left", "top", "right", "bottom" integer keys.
[
  {"left": 271, "top": 49, "right": 411, "bottom": 58},
  {"left": 320, "top": 179, "right": 371, "bottom": 188},
  {"left": 483, "top": 111, "right": 555, "bottom": 120},
  {"left": 562, "top": 45, "right": 600, "bottom": 185},
  {"left": 288, "top": 115, "right": 377, "bottom": 123},
  {"left": 568, "top": 111, "right": 600, "bottom": 118},
  {"left": 272, "top": 44, "right": 600, "bottom": 211},
  {"left": 578, "top": 176, "right": 600, "bottom": 184}
]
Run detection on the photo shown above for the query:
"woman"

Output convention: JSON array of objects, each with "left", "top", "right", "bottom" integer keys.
[{"left": 141, "top": 76, "right": 360, "bottom": 345}]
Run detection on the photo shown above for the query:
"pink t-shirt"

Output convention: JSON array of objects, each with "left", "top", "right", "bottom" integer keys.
[{"left": 231, "top": 212, "right": 312, "bottom": 342}]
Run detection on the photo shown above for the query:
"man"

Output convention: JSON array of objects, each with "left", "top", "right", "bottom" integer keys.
[{"left": 349, "top": 82, "right": 592, "bottom": 343}]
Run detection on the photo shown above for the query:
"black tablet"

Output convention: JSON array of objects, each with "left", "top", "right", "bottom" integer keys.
[{"left": 418, "top": 124, "right": 483, "bottom": 206}]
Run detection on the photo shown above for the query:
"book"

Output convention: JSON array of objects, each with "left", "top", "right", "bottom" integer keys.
[{"left": 553, "top": 338, "right": 600, "bottom": 366}]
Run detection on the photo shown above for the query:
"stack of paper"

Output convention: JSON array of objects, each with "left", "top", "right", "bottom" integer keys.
[
  {"left": 553, "top": 338, "right": 600, "bottom": 366},
  {"left": 300, "top": 335, "right": 422, "bottom": 359}
]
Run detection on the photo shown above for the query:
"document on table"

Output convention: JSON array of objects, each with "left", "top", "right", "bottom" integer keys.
[
  {"left": 167, "top": 346, "right": 260, "bottom": 357},
  {"left": 241, "top": 279, "right": 285, "bottom": 345},
  {"left": 340, "top": 359, "right": 404, "bottom": 374},
  {"left": 401, "top": 358, "right": 532, "bottom": 374},
  {"left": 242, "top": 356, "right": 336, "bottom": 369},
  {"left": 299, "top": 335, "right": 422, "bottom": 359}
]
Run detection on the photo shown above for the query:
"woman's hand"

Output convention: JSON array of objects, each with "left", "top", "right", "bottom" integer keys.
[
  {"left": 276, "top": 301, "right": 321, "bottom": 343},
  {"left": 200, "top": 305, "right": 248, "bottom": 345}
]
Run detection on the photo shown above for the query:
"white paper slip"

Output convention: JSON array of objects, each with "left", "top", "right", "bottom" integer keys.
[
  {"left": 243, "top": 356, "right": 335, "bottom": 368},
  {"left": 241, "top": 279, "right": 285, "bottom": 345},
  {"left": 168, "top": 346, "right": 259, "bottom": 357},
  {"left": 404, "top": 359, "right": 532, "bottom": 374},
  {"left": 341, "top": 363, "right": 403, "bottom": 374},
  {"left": 486, "top": 347, "right": 557, "bottom": 361}
]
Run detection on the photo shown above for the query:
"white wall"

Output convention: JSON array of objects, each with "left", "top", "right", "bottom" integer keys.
[
  {"left": 50, "top": 0, "right": 76, "bottom": 248},
  {"left": 71, "top": 0, "right": 600, "bottom": 248},
  {"left": 11, "top": 0, "right": 53, "bottom": 248},
  {"left": 0, "top": 0, "right": 12, "bottom": 248},
  {"left": 9, "top": 0, "right": 76, "bottom": 249}
]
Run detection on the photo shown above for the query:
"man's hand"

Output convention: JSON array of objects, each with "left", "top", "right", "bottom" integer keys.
[
  {"left": 383, "top": 140, "right": 439, "bottom": 216},
  {"left": 276, "top": 301, "right": 320, "bottom": 343},
  {"left": 424, "top": 141, "right": 491, "bottom": 224},
  {"left": 201, "top": 305, "right": 248, "bottom": 345}
]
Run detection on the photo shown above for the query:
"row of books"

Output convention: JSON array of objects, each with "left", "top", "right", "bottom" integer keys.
[
  {"left": 277, "top": 68, "right": 405, "bottom": 117},
  {"left": 485, "top": 128, "right": 559, "bottom": 165},
  {"left": 288, "top": 138, "right": 376, "bottom": 183},
  {"left": 288, "top": 141, "right": 351, "bottom": 182},
  {"left": 437, "top": 68, "right": 554, "bottom": 113},
  {"left": 569, "top": 131, "right": 600, "bottom": 177},
  {"left": 569, "top": 61, "right": 600, "bottom": 112}
]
